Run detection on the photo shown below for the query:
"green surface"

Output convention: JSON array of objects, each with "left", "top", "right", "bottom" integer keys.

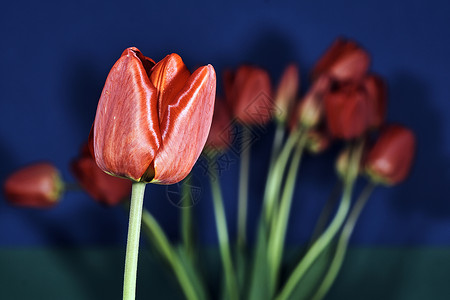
[{"left": 0, "top": 246, "right": 449, "bottom": 299}]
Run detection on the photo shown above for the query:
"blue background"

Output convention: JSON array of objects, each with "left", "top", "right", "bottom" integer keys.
[{"left": 0, "top": 0, "right": 449, "bottom": 246}]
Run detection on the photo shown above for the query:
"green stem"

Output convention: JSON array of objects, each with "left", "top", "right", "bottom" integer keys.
[
  {"left": 312, "top": 182, "right": 376, "bottom": 300},
  {"left": 268, "top": 132, "right": 308, "bottom": 293},
  {"left": 141, "top": 209, "right": 201, "bottom": 300},
  {"left": 181, "top": 176, "right": 194, "bottom": 258},
  {"left": 210, "top": 167, "right": 239, "bottom": 300},
  {"left": 263, "top": 128, "right": 303, "bottom": 226},
  {"left": 307, "top": 182, "right": 343, "bottom": 249},
  {"left": 276, "top": 139, "right": 364, "bottom": 300},
  {"left": 123, "top": 182, "right": 146, "bottom": 300},
  {"left": 238, "top": 126, "right": 251, "bottom": 250}
]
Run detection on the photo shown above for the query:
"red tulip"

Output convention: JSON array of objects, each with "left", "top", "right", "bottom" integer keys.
[
  {"left": 3, "top": 162, "right": 63, "bottom": 208},
  {"left": 90, "top": 47, "right": 216, "bottom": 184},
  {"left": 296, "top": 75, "right": 331, "bottom": 129},
  {"left": 224, "top": 65, "right": 273, "bottom": 125},
  {"left": 365, "top": 125, "right": 416, "bottom": 185},
  {"left": 312, "top": 38, "right": 370, "bottom": 83},
  {"left": 324, "top": 83, "right": 369, "bottom": 139},
  {"left": 364, "top": 73, "right": 388, "bottom": 129},
  {"left": 205, "top": 97, "right": 232, "bottom": 152},
  {"left": 71, "top": 144, "right": 132, "bottom": 206},
  {"left": 274, "top": 63, "right": 300, "bottom": 123}
]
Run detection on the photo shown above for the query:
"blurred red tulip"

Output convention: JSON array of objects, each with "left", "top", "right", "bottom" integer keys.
[
  {"left": 275, "top": 63, "right": 300, "bottom": 123},
  {"left": 224, "top": 65, "right": 273, "bottom": 125},
  {"left": 3, "top": 162, "right": 63, "bottom": 208},
  {"left": 312, "top": 38, "right": 370, "bottom": 83},
  {"left": 324, "top": 83, "right": 369, "bottom": 139},
  {"left": 365, "top": 124, "right": 416, "bottom": 185},
  {"left": 205, "top": 97, "right": 232, "bottom": 152},
  {"left": 364, "top": 73, "right": 388, "bottom": 129},
  {"left": 296, "top": 75, "right": 331, "bottom": 128},
  {"left": 71, "top": 144, "right": 132, "bottom": 206},
  {"left": 90, "top": 47, "right": 216, "bottom": 184}
]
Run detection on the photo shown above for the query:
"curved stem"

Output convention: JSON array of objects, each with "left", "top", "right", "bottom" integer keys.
[
  {"left": 312, "top": 182, "right": 376, "bottom": 300},
  {"left": 210, "top": 167, "right": 239, "bottom": 300},
  {"left": 276, "top": 139, "right": 364, "bottom": 300},
  {"left": 264, "top": 128, "right": 303, "bottom": 226},
  {"left": 268, "top": 132, "right": 308, "bottom": 293},
  {"left": 123, "top": 182, "right": 146, "bottom": 300},
  {"left": 141, "top": 209, "right": 202, "bottom": 300},
  {"left": 238, "top": 126, "right": 251, "bottom": 250}
]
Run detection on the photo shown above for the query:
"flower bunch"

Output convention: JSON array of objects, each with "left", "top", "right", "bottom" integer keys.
[{"left": 3, "top": 39, "right": 416, "bottom": 300}]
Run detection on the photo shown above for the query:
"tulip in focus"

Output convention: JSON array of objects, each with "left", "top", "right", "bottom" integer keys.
[
  {"left": 205, "top": 97, "right": 232, "bottom": 152},
  {"left": 365, "top": 124, "right": 416, "bottom": 185},
  {"left": 90, "top": 47, "right": 216, "bottom": 184},
  {"left": 324, "top": 83, "right": 369, "bottom": 139},
  {"left": 71, "top": 144, "right": 132, "bottom": 206},
  {"left": 3, "top": 162, "right": 64, "bottom": 208},
  {"left": 364, "top": 73, "right": 388, "bottom": 129},
  {"left": 274, "top": 63, "right": 300, "bottom": 123},
  {"left": 223, "top": 65, "right": 273, "bottom": 125},
  {"left": 312, "top": 38, "right": 370, "bottom": 83}
]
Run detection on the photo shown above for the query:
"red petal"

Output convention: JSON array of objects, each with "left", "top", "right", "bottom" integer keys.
[
  {"left": 93, "top": 47, "right": 161, "bottom": 181},
  {"left": 150, "top": 53, "right": 191, "bottom": 120},
  {"left": 153, "top": 65, "right": 216, "bottom": 184}
]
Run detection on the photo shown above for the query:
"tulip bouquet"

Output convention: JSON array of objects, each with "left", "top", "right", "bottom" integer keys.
[{"left": 3, "top": 38, "right": 416, "bottom": 300}]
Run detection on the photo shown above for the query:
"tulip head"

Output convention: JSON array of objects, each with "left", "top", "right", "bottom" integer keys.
[
  {"left": 306, "top": 129, "right": 331, "bottom": 154},
  {"left": 3, "top": 162, "right": 63, "bottom": 208},
  {"left": 324, "top": 83, "right": 369, "bottom": 139},
  {"left": 205, "top": 97, "right": 232, "bottom": 152},
  {"left": 312, "top": 38, "right": 370, "bottom": 83},
  {"left": 275, "top": 63, "right": 300, "bottom": 123},
  {"left": 91, "top": 47, "right": 216, "bottom": 184},
  {"left": 71, "top": 144, "right": 132, "bottom": 206},
  {"left": 365, "top": 125, "right": 416, "bottom": 185},
  {"left": 297, "top": 75, "right": 331, "bottom": 129},
  {"left": 364, "top": 73, "right": 388, "bottom": 129},
  {"left": 224, "top": 65, "right": 273, "bottom": 125}
]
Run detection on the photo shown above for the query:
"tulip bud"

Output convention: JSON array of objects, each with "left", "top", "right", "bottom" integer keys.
[
  {"left": 91, "top": 47, "right": 216, "bottom": 184},
  {"left": 365, "top": 125, "right": 416, "bottom": 185},
  {"left": 306, "top": 129, "right": 331, "bottom": 154},
  {"left": 297, "top": 75, "right": 331, "bottom": 128},
  {"left": 324, "top": 83, "right": 369, "bottom": 139},
  {"left": 312, "top": 38, "right": 370, "bottom": 83},
  {"left": 336, "top": 147, "right": 351, "bottom": 180},
  {"left": 71, "top": 144, "right": 132, "bottom": 206},
  {"left": 364, "top": 73, "right": 388, "bottom": 129},
  {"left": 274, "top": 63, "right": 300, "bottom": 123},
  {"left": 205, "top": 97, "right": 232, "bottom": 152},
  {"left": 3, "top": 162, "right": 64, "bottom": 208},
  {"left": 225, "top": 65, "right": 273, "bottom": 125}
]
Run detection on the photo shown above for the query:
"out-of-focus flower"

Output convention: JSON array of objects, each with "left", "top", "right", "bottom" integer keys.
[
  {"left": 365, "top": 124, "right": 416, "bottom": 185},
  {"left": 364, "top": 73, "right": 388, "bottom": 129},
  {"left": 324, "top": 83, "right": 369, "bottom": 139},
  {"left": 205, "top": 97, "right": 232, "bottom": 152},
  {"left": 71, "top": 144, "right": 132, "bottom": 206},
  {"left": 296, "top": 75, "right": 331, "bottom": 129},
  {"left": 274, "top": 63, "right": 300, "bottom": 123},
  {"left": 306, "top": 129, "right": 331, "bottom": 154},
  {"left": 336, "top": 147, "right": 351, "bottom": 180},
  {"left": 311, "top": 38, "right": 370, "bottom": 83},
  {"left": 90, "top": 47, "right": 216, "bottom": 184},
  {"left": 223, "top": 65, "right": 272, "bottom": 125},
  {"left": 3, "top": 162, "right": 64, "bottom": 208}
]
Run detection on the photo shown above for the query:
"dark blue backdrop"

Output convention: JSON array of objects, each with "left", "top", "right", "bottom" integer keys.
[{"left": 1, "top": 0, "right": 449, "bottom": 246}]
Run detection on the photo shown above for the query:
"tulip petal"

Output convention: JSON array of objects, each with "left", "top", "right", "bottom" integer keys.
[
  {"left": 150, "top": 53, "right": 191, "bottom": 120},
  {"left": 93, "top": 47, "right": 161, "bottom": 181},
  {"left": 153, "top": 65, "right": 216, "bottom": 184}
]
